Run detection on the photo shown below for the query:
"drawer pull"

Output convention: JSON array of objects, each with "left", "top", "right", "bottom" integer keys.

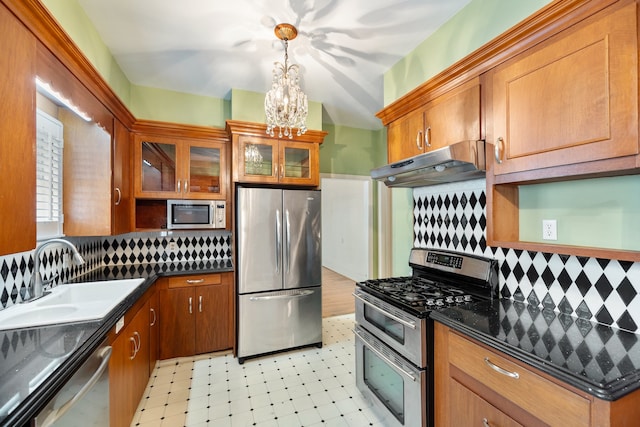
[
  {"left": 494, "top": 137, "right": 504, "bottom": 164},
  {"left": 483, "top": 418, "right": 490, "bottom": 427},
  {"left": 186, "top": 279, "right": 205, "bottom": 284},
  {"left": 484, "top": 357, "right": 519, "bottom": 379}
]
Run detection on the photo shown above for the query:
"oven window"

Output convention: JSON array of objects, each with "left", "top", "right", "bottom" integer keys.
[
  {"left": 364, "top": 305, "right": 405, "bottom": 344},
  {"left": 363, "top": 347, "right": 405, "bottom": 424}
]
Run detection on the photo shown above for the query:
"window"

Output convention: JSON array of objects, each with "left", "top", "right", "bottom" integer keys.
[{"left": 36, "top": 109, "right": 64, "bottom": 239}]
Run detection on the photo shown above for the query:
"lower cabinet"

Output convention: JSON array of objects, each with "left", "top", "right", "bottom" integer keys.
[
  {"left": 449, "top": 379, "right": 522, "bottom": 427},
  {"left": 148, "top": 288, "right": 159, "bottom": 374},
  {"left": 434, "top": 322, "right": 640, "bottom": 427},
  {"left": 109, "top": 298, "right": 151, "bottom": 427},
  {"left": 158, "top": 272, "right": 233, "bottom": 360}
]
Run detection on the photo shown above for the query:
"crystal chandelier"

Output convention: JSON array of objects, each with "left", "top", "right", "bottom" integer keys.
[{"left": 265, "top": 23, "right": 308, "bottom": 139}]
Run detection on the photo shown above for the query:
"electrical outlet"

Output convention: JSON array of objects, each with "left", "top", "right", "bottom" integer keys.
[
  {"left": 167, "top": 239, "right": 178, "bottom": 253},
  {"left": 542, "top": 219, "right": 558, "bottom": 240}
]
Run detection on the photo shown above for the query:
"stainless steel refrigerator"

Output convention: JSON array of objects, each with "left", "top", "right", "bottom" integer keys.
[{"left": 236, "top": 187, "right": 322, "bottom": 363}]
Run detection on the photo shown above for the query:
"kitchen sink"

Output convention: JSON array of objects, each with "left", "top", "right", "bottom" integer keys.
[{"left": 0, "top": 278, "right": 145, "bottom": 330}]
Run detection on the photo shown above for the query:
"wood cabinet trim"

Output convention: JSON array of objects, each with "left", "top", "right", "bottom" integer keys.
[
  {"left": 376, "top": 0, "right": 618, "bottom": 126},
  {"left": 226, "top": 120, "right": 327, "bottom": 144},
  {"left": 2, "top": 0, "right": 136, "bottom": 128}
]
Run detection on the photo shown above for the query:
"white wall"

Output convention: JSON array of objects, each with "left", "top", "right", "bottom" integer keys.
[{"left": 320, "top": 175, "right": 371, "bottom": 282}]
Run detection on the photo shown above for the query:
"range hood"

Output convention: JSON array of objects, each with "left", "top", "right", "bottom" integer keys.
[{"left": 371, "top": 140, "right": 488, "bottom": 188}]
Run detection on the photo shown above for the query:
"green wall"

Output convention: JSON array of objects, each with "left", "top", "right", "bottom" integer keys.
[
  {"left": 384, "top": 0, "right": 553, "bottom": 104},
  {"left": 131, "top": 85, "right": 230, "bottom": 127},
  {"left": 41, "top": 0, "right": 131, "bottom": 105},
  {"left": 519, "top": 176, "right": 640, "bottom": 251},
  {"left": 319, "top": 124, "right": 386, "bottom": 176}
]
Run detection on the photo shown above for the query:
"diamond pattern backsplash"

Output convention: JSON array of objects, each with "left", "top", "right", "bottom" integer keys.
[
  {"left": 0, "top": 230, "right": 232, "bottom": 310},
  {"left": 414, "top": 179, "right": 640, "bottom": 333}
]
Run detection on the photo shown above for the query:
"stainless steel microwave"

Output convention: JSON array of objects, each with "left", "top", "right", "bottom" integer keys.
[{"left": 167, "top": 200, "right": 226, "bottom": 230}]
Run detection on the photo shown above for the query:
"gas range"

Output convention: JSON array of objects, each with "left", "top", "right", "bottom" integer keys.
[{"left": 354, "top": 248, "right": 498, "bottom": 427}]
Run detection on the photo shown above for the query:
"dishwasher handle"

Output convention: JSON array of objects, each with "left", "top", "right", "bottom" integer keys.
[{"left": 40, "top": 345, "right": 112, "bottom": 427}]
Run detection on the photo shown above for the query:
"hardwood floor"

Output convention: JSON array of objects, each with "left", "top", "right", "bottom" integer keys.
[{"left": 322, "top": 267, "right": 356, "bottom": 318}]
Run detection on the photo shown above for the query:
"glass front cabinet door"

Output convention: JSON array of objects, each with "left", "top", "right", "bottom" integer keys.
[
  {"left": 134, "top": 135, "right": 226, "bottom": 199},
  {"left": 236, "top": 135, "right": 318, "bottom": 186}
]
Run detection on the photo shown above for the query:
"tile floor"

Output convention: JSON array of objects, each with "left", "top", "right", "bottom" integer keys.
[{"left": 131, "top": 314, "right": 386, "bottom": 426}]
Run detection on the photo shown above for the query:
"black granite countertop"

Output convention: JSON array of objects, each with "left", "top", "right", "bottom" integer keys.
[
  {"left": 0, "top": 259, "right": 233, "bottom": 427},
  {"left": 431, "top": 298, "right": 640, "bottom": 401}
]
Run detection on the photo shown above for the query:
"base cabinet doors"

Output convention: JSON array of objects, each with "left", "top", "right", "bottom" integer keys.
[
  {"left": 449, "top": 380, "right": 522, "bottom": 427},
  {"left": 159, "top": 273, "right": 233, "bottom": 360},
  {"left": 110, "top": 300, "right": 150, "bottom": 427}
]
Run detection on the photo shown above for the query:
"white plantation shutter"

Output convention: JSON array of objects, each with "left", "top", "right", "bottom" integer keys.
[{"left": 36, "top": 109, "right": 64, "bottom": 238}]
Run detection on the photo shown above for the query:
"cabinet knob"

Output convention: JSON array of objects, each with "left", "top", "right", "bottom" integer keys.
[
  {"left": 494, "top": 137, "right": 504, "bottom": 164},
  {"left": 483, "top": 418, "right": 491, "bottom": 427}
]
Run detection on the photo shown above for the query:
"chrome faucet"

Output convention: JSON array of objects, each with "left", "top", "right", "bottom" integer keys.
[{"left": 28, "top": 238, "right": 85, "bottom": 301}]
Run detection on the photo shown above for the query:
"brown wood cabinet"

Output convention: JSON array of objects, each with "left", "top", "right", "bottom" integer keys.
[
  {"left": 110, "top": 298, "right": 151, "bottom": 427},
  {"left": 383, "top": 78, "right": 481, "bottom": 164},
  {"left": 148, "top": 288, "right": 159, "bottom": 374},
  {"left": 158, "top": 272, "right": 233, "bottom": 360},
  {"left": 485, "top": 0, "right": 640, "bottom": 261},
  {"left": 133, "top": 132, "right": 228, "bottom": 200},
  {"left": 434, "top": 322, "right": 640, "bottom": 427},
  {"left": 226, "top": 120, "right": 326, "bottom": 187},
  {"left": 0, "top": 2, "right": 36, "bottom": 256},
  {"left": 112, "top": 119, "right": 133, "bottom": 235},
  {"left": 489, "top": 2, "right": 638, "bottom": 177}
]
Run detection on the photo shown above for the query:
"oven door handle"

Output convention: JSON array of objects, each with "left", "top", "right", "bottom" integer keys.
[
  {"left": 353, "top": 292, "right": 417, "bottom": 329},
  {"left": 353, "top": 329, "right": 417, "bottom": 382}
]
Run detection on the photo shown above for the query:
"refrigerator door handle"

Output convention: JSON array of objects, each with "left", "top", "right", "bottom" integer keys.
[
  {"left": 249, "top": 289, "right": 315, "bottom": 301},
  {"left": 275, "top": 209, "right": 282, "bottom": 273},
  {"left": 285, "top": 210, "right": 291, "bottom": 274}
]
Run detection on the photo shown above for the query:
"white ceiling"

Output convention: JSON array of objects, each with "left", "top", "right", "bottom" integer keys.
[{"left": 77, "top": 0, "right": 471, "bottom": 130}]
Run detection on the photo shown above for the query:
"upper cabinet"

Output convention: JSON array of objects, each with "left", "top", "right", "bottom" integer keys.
[
  {"left": 490, "top": 2, "right": 638, "bottom": 177},
  {"left": 226, "top": 120, "right": 327, "bottom": 187},
  {"left": 133, "top": 124, "right": 228, "bottom": 200},
  {"left": 112, "top": 119, "right": 132, "bottom": 235},
  {"left": 0, "top": 3, "right": 36, "bottom": 256},
  {"left": 381, "top": 78, "right": 482, "bottom": 164}
]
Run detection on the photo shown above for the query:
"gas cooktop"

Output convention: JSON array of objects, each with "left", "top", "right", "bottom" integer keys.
[
  {"left": 356, "top": 248, "right": 498, "bottom": 317},
  {"left": 357, "top": 276, "right": 476, "bottom": 315}
]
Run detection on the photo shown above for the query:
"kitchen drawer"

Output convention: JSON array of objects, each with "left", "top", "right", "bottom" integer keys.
[
  {"left": 449, "top": 331, "right": 591, "bottom": 427},
  {"left": 168, "top": 273, "right": 222, "bottom": 288},
  {"left": 450, "top": 378, "right": 522, "bottom": 427}
]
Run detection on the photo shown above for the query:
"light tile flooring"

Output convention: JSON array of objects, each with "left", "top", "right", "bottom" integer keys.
[{"left": 131, "top": 314, "right": 386, "bottom": 426}]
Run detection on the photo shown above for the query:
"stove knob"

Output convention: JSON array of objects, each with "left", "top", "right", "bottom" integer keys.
[
  {"left": 445, "top": 296, "right": 454, "bottom": 303},
  {"left": 436, "top": 299, "right": 444, "bottom": 306},
  {"left": 455, "top": 296, "right": 465, "bottom": 303},
  {"left": 463, "top": 295, "right": 473, "bottom": 302},
  {"left": 426, "top": 299, "right": 435, "bottom": 306}
]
